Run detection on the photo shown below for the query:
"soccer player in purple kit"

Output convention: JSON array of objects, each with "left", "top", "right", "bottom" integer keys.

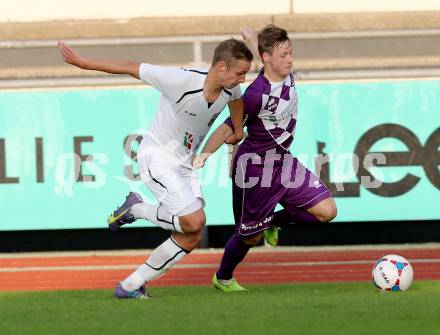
[{"left": 194, "top": 25, "right": 337, "bottom": 291}]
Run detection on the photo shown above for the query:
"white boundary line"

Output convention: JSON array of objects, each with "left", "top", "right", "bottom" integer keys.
[
  {"left": 0, "top": 243, "right": 439, "bottom": 258},
  {"left": 1, "top": 258, "right": 439, "bottom": 273}
]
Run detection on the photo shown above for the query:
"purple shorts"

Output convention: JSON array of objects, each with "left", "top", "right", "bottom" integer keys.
[{"left": 232, "top": 152, "right": 332, "bottom": 236}]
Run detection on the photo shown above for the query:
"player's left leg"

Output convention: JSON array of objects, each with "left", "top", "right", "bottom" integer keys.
[
  {"left": 306, "top": 197, "right": 337, "bottom": 222},
  {"left": 280, "top": 157, "right": 335, "bottom": 222},
  {"left": 263, "top": 225, "right": 281, "bottom": 247},
  {"left": 116, "top": 235, "right": 192, "bottom": 298},
  {"left": 265, "top": 156, "right": 336, "bottom": 246},
  {"left": 275, "top": 196, "right": 337, "bottom": 226},
  {"left": 264, "top": 198, "right": 336, "bottom": 246}
]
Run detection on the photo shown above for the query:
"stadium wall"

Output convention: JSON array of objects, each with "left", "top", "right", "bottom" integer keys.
[{"left": 0, "top": 79, "right": 439, "bottom": 251}]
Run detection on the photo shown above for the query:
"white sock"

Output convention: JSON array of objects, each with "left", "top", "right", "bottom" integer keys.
[
  {"left": 120, "top": 237, "right": 189, "bottom": 291},
  {"left": 131, "top": 203, "right": 183, "bottom": 233}
]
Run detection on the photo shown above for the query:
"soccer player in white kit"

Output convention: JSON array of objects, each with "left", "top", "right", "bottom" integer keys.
[{"left": 57, "top": 39, "right": 253, "bottom": 298}]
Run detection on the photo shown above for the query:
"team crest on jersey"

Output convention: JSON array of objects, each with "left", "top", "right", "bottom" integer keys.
[
  {"left": 264, "top": 96, "right": 279, "bottom": 114},
  {"left": 184, "top": 132, "right": 193, "bottom": 150}
]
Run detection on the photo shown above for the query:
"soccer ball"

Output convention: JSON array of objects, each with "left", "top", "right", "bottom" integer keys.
[{"left": 372, "top": 254, "right": 413, "bottom": 291}]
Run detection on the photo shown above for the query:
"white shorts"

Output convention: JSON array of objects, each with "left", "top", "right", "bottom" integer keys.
[{"left": 137, "top": 145, "right": 205, "bottom": 215}]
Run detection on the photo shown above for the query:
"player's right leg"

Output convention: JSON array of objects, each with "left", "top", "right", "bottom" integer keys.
[
  {"left": 108, "top": 145, "right": 205, "bottom": 234},
  {"left": 213, "top": 232, "right": 262, "bottom": 292},
  {"left": 214, "top": 158, "right": 280, "bottom": 292},
  {"left": 108, "top": 192, "right": 143, "bottom": 231},
  {"left": 108, "top": 191, "right": 206, "bottom": 234}
]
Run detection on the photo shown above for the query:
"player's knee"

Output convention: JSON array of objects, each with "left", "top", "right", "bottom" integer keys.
[
  {"left": 316, "top": 205, "right": 337, "bottom": 223},
  {"left": 178, "top": 199, "right": 206, "bottom": 233},
  {"left": 179, "top": 211, "right": 206, "bottom": 233},
  {"left": 241, "top": 233, "right": 263, "bottom": 247},
  {"left": 191, "top": 213, "right": 206, "bottom": 232}
]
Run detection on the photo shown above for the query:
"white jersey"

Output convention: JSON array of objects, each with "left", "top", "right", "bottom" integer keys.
[{"left": 139, "top": 63, "right": 242, "bottom": 165}]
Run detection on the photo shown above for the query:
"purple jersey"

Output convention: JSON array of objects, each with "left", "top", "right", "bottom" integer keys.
[
  {"left": 226, "top": 68, "right": 332, "bottom": 236},
  {"left": 226, "top": 68, "right": 298, "bottom": 156}
]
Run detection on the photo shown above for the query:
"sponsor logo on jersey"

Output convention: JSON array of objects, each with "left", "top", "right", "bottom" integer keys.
[
  {"left": 184, "top": 110, "right": 197, "bottom": 117},
  {"left": 241, "top": 222, "right": 263, "bottom": 231},
  {"left": 240, "top": 215, "right": 274, "bottom": 231}
]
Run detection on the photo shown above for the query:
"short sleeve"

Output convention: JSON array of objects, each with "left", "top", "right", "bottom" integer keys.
[
  {"left": 242, "top": 85, "right": 262, "bottom": 119},
  {"left": 223, "top": 117, "right": 233, "bottom": 129},
  {"left": 229, "top": 84, "right": 242, "bottom": 101},
  {"left": 139, "top": 63, "right": 187, "bottom": 102}
]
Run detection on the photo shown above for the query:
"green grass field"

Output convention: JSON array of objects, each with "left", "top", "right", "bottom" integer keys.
[{"left": 1, "top": 281, "right": 439, "bottom": 335}]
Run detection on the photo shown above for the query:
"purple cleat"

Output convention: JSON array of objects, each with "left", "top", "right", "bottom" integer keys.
[
  {"left": 114, "top": 283, "right": 151, "bottom": 299},
  {"left": 108, "top": 192, "right": 143, "bottom": 231}
]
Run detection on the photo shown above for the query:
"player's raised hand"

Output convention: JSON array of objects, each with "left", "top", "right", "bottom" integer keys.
[
  {"left": 57, "top": 41, "right": 86, "bottom": 68},
  {"left": 241, "top": 27, "right": 259, "bottom": 60},
  {"left": 241, "top": 27, "right": 258, "bottom": 44}
]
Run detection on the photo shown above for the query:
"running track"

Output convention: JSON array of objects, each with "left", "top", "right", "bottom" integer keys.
[{"left": 1, "top": 245, "right": 439, "bottom": 291}]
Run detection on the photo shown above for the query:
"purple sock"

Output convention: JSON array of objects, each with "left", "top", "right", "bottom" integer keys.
[
  {"left": 274, "top": 209, "right": 319, "bottom": 227},
  {"left": 216, "top": 233, "right": 250, "bottom": 280}
]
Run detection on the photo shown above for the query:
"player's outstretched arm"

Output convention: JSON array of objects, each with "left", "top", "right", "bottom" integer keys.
[
  {"left": 57, "top": 41, "right": 141, "bottom": 79},
  {"left": 192, "top": 123, "right": 233, "bottom": 169}
]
